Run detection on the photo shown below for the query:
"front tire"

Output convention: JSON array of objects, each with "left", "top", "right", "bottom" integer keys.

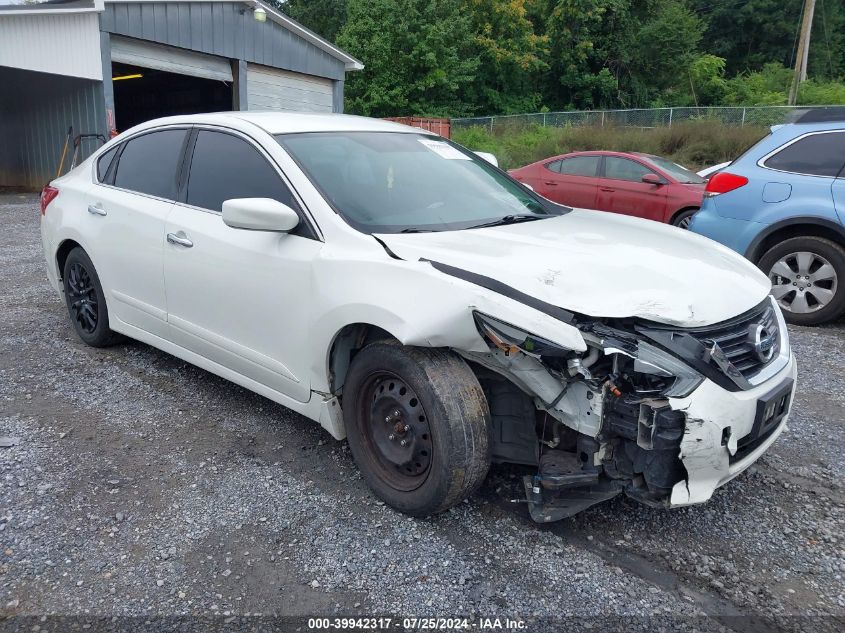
[
  {"left": 759, "top": 236, "right": 845, "bottom": 326},
  {"left": 62, "top": 247, "right": 123, "bottom": 347},
  {"left": 342, "top": 341, "right": 491, "bottom": 516}
]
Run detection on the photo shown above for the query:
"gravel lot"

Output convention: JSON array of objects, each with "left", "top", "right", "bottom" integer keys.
[{"left": 2, "top": 193, "right": 844, "bottom": 631}]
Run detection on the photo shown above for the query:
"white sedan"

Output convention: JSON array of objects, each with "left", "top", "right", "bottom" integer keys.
[{"left": 40, "top": 113, "right": 796, "bottom": 521}]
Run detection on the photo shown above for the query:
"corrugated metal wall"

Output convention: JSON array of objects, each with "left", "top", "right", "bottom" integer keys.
[
  {"left": 0, "top": 11, "right": 102, "bottom": 80},
  {"left": 0, "top": 67, "right": 106, "bottom": 190},
  {"left": 0, "top": 1, "right": 353, "bottom": 188},
  {"left": 100, "top": 1, "right": 347, "bottom": 81}
]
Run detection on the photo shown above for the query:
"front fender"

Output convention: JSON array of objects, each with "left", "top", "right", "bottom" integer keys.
[{"left": 307, "top": 256, "right": 587, "bottom": 392}]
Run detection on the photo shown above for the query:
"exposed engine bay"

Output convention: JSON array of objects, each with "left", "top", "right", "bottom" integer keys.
[{"left": 460, "top": 303, "right": 793, "bottom": 522}]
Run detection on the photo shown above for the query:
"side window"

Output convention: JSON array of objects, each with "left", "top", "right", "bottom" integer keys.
[
  {"left": 113, "top": 129, "right": 188, "bottom": 199},
  {"left": 763, "top": 132, "right": 845, "bottom": 177},
  {"left": 96, "top": 146, "right": 119, "bottom": 183},
  {"left": 558, "top": 156, "right": 600, "bottom": 177},
  {"left": 186, "top": 130, "right": 298, "bottom": 213},
  {"left": 544, "top": 160, "right": 562, "bottom": 173},
  {"left": 604, "top": 157, "right": 653, "bottom": 182}
]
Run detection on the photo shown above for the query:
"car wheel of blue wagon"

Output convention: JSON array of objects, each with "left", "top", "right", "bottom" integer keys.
[{"left": 760, "top": 236, "right": 845, "bottom": 326}]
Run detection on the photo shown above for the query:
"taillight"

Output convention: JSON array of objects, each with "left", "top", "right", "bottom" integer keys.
[
  {"left": 40, "top": 185, "right": 59, "bottom": 216},
  {"left": 704, "top": 172, "right": 748, "bottom": 197}
]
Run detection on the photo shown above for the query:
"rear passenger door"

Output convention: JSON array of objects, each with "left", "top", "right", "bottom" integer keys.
[
  {"left": 834, "top": 177, "right": 845, "bottom": 225},
  {"left": 538, "top": 155, "right": 600, "bottom": 208},
  {"left": 595, "top": 156, "right": 668, "bottom": 220},
  {"left": 163, "top": 128, "right": 321, "bottom": 403},
  {"left": 88, "top": 127, "right": 189, "bottom": 339}
]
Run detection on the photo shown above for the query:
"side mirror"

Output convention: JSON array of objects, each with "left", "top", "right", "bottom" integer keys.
[
  {"left": 641, "top": 173, "right": 663, "bottom": 186},
  {"left": 474, "top": 151, "right": 499, "bottom": 168},
  {"left": 222, "top": 198, "right": 300, "bottom": 232}
]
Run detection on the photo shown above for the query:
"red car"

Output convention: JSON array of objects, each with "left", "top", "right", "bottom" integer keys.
[{"left": 509, "top": 151, "right": 706, "bottom": 228}]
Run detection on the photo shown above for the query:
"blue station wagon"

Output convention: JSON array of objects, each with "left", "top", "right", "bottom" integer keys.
[{"left": 691, "top": 108, "right": 845, "bottom": 325}]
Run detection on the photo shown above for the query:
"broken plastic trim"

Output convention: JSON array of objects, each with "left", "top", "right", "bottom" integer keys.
[
  {"left": 474, "top": 312, "right": 571, "bottom": 357},
  {"left": 424, "top": 260, "right": 576, "bottom": 324}
]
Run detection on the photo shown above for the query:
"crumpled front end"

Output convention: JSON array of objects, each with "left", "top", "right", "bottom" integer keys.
[
  {"left": 667, "top": 355, "right": 796, "bottom": 506},
  {"left": 458, "top": 296, "right": 796, "bottom": 522}
]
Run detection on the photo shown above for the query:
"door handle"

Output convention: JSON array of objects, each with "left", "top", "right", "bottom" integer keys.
[
  {"left": 600, "top": 187, "right": 616, "bottom": 192},
  {"left": 166, "top": 232, "right": 193, "bottom": 248},
  {"left": 87, "top": 203, "right": 107, "bottom": 216},
  {"left": 543, "top": 181, "right": 558, "bottom": 186}
]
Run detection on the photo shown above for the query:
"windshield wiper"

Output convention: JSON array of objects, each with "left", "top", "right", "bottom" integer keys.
[
  {"left": 398, "top": 227, "right": 436, "bottom": 233},
  {"left": 466, "top": 214, "right": 546, "bottom": 230}
]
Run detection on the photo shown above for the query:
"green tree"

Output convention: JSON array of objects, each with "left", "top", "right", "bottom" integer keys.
[
  {"left": 544, "top": 0, "right": 629, "bottom": 109},
  {"left": 691, "top": 0, "right": 845, "bottom": 80},
  {"left": 272, "top": 0, "right": 348, "bottom": 42},
  {"left": 686, "top": 54, "right": 728, "bottom": 106},
  {"left": 337, "top": 0, "right": 479, "bottom": 117},
  {"left": 465, "top": 0, "right": 549, "bottom": 114},
  {"left": 624, "top": 0, "right": 704, "bottom": 105}
]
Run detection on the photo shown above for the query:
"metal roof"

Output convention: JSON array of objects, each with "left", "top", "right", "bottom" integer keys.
[{"left": 105, "top": 0, "right": 363, "bottom": 71}]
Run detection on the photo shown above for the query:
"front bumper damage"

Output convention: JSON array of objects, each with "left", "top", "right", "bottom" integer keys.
[
  {"left": 667, "top": 357, "right": 796, "bottom": 506},
  {"left": 462, "top": 299, "right": 797, "bottom": 522},
  {"left": 522, "top": 356, "right": 795, "bottom": 522}
]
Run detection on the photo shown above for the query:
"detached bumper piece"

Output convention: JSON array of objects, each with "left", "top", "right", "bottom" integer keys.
[{"left": 523, "top": 400, "right": 688, "bottom": 522}]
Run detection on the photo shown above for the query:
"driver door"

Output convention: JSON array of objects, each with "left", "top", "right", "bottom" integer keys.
[
  {"left": 163, "top": 128, "right": 321, "bottom": 403},
  {"left": 595, "top": 156, "right": 668, "bottom": 220}
]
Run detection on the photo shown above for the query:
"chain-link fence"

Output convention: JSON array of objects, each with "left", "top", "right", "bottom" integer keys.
[{"left": 452, "top": 106, "right": 836, "bottom": 132}]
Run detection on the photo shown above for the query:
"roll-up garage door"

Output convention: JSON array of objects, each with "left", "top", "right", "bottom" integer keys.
[
  {"left": 110, "top": 36, "right": 233, "bottom": 82},
  {"left": 246, "top": 63, "right": 334, "bottom": 113}
]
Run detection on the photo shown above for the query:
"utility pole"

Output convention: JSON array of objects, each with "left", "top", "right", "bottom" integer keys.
[{"left": 788, "top": 0, "right": 817, "bottom": 106}]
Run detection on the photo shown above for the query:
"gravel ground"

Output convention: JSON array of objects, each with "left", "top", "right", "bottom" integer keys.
[{"left": 1, "top": 193, "right": 844, "bottom": 632}]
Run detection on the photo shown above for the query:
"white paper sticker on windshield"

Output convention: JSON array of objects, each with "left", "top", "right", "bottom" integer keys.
[{"left": 418, "top": 139, "right": 471, "bottom": 160}]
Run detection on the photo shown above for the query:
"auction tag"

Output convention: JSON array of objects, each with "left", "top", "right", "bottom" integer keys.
[{"left": 418, "top": 139, "right": 471, "bottom": 160}]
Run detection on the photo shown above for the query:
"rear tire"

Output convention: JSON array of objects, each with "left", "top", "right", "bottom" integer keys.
[
  {"left": 672, "top": 208, "right": 698, "bottom": 229},
  {"left": 758, "top": 236, "right": 845, "bottom": 326},
  {"left": 62, "top": 247, "right": 123, "bottom": 347},
  {"left": 342, "top": 341, "right": 491, "bottom": 516}
]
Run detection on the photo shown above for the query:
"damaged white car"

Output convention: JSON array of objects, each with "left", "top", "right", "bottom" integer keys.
[{"left": 40, "top": 113, "right": 797, "bottom": 521}]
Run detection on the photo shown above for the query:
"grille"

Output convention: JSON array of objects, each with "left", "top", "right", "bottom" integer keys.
[{"left": 690, "top": 303, "right": 779, "bottom": 380}]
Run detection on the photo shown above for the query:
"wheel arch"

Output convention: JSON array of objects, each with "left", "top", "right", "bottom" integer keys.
[
  {"left": 326, "top": 322, "right": 400, "bottom": 394},
  {"left": 56, "top": 238, "right": 83, "bottom": 282},
  {"left": 745, "top": 217, "right": 845, "bottom": 262},
  {"left": 669, "top": 206, "right": 699, "bottom": 226}
]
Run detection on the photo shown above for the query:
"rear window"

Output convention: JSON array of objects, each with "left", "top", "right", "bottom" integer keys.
[
  {"left": 763, "top": 131, "right": 845, "bottom": 177},
  {"left": 113, "top": 129, "right": 188, "bottom": 199},
  {"left": 96, "top": 146, "right": 118, "bottom": 183},
  {"left": 557, "top": 156, "right": 600, "bottom": 177}
]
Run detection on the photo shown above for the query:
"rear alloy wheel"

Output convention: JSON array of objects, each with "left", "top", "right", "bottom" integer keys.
[
  {"left": 62, "top": 247, "right": 123, "bottom": 347},
  {"left": 342, "top": 341, "right": 491, "bottom": 516},
  {"left": 759, "top": 236, "right": 845, "bottom": 326},
  {"left": 672, "top": 208, "right": 697, "bottom": 229}
]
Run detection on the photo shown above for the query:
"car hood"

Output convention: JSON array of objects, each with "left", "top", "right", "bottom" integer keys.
[{"left": 375, "top": 209, "right": 771, "bottom": 327}]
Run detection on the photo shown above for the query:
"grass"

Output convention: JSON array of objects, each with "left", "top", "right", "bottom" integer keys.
[{"left": 452, "top": 120, "right": 768, "bottom": 171}]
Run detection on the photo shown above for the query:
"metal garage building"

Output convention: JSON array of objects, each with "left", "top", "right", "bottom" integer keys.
[{"left": 0, "top": 0, "right": 362, "bottom": 190}]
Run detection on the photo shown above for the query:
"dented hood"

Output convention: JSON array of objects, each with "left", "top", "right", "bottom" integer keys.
[{"left": 376, "top": 209, "right": 771, "bottom": 327}]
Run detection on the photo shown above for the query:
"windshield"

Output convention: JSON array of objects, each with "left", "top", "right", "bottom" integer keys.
[
  {"left": 276, "top": 132, "right": 565, "bottom": 233},
  {"left": 646, "top": 156, "right": 706, "bottom": 184}
]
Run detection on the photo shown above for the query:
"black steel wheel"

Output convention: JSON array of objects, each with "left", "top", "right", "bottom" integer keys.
[
  {"left": 343, "top": 341, "right": 491, "bottom": 516},
  {"left": 62, "top": 247, "right": 122, "bottom": 347},
  {"left": 357, "top": 371, "right": 434, "bottom": 491}
]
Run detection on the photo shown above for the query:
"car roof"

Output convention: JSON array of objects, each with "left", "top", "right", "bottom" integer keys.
[
  {"left": 792, "top": 106, "right": 845, "bottom": 125},
  {"left": 123, "top": 112, "right": 433, "bottom": 136},
  {"left": 544, "top": 150, "right": 657, "bottom": 162}
]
